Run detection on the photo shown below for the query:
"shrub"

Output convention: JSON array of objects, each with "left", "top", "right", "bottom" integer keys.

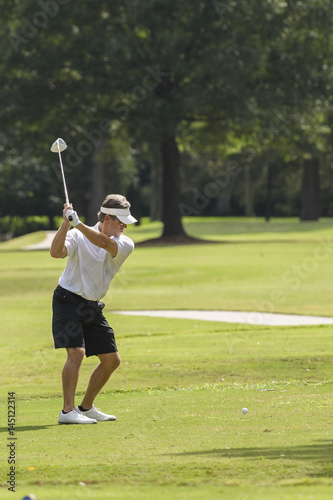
[{"left": 0, "top": 216, "right": 51, "bottom": 237}]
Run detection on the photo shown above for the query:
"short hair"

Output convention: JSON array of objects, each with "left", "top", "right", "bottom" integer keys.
[{"left": 98, "top": 194, "right": 131, "bottom": 222}]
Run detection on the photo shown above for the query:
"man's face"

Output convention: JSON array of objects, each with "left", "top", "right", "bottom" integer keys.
[{"left": 104, "top": 215, "right": 127, "bottom": 237}]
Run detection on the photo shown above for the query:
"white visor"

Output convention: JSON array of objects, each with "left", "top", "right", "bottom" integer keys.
[{"left": 100, "top": 206, "right": 137, "bottom": 225}]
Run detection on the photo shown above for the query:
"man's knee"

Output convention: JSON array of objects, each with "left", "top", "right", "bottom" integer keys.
[
  {"left": 113, "top": 352, "right": 121, "bottom": 369},
  {"left": 66, "top": 347, "right": 85, "bottom": 365},
  {"left": 99, "top": 352, "right": 121, "bottom": 372}
]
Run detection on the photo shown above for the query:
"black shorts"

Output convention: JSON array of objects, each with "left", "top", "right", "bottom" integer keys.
[{"left": 52, "top": 285, "right": 118, "bottom": 357}]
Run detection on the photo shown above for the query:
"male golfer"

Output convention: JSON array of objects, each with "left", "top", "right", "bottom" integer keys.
[{"left": 50, "top": 194, "right": 136, "bottom": 424}]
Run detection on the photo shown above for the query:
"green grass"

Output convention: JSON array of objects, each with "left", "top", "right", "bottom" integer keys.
[
  {"left": 0, "top": 230, "right": 47, "bottom": 250},
  {"left": 125, "top": 216, "right": 333, "bottom": 242},
  {"left": 183, "top": 216, "right": 333, "bottom": 241},
  {"left": 2, "top": 381, "right": 333, "bottom": 500},
  {"left": 2, "top": 216, "right": 333, "bottom": 248},
  {"left": 1, "top": 218, "right": 333, "bottom": 499}
]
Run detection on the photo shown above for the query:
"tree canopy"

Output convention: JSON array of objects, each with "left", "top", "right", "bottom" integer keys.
[{"left": 0, "top": 0, "right": 332, "bottom": 232}]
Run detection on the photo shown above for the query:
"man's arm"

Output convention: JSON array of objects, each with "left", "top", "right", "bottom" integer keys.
[
  {"left": 50, "top": 205, "right": 71, "bottom": 258},
  {"left": 50, "top": 221, "right": 70, "bottom": 258},
  {"left": 64, "top": 207, "right": 118, "bottom": 257},
  {"left": 75, "top": 223, "right": 118, "bottom": 257}
]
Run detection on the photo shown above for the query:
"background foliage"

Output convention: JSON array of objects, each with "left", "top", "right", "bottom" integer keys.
[{"left": 0, "top": 0, "right": 333, "bottom": 234}]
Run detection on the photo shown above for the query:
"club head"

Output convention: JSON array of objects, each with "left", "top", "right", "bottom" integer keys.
[{"left": 50, "top": 138, "right": 67, "bottom": 153}]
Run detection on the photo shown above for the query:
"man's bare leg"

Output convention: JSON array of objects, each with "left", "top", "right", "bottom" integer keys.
[
  {"left": 62, "top": 347, "right": 85, "bottom": 412},
  {"left": 80, "top": 352, "right": 121, "bottom": 410}
]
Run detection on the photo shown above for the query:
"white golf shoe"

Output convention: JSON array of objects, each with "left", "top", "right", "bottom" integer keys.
[
  {"left": 58, "top": 409, "right": 97, "bottom": 425},
  {"left": 76, "top": 406, "right": 116, "bottom": 421}
]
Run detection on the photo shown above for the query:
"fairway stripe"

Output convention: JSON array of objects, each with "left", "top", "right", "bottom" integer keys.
[{"left": 112, "top": 310, "right": 333, "bottom": 326}]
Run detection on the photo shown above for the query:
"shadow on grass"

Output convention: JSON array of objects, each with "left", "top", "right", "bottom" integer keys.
[
  {"left": 168, "top": 440, "right": 333, "bottom": 477},
  {"left": 136, "top": 235, "right": 223, "bottom": 247},
  {"left": 0, "top": 424, "right": 58, "bottom": 433}
]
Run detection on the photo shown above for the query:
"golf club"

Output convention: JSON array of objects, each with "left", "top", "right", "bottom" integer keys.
[
  {"left": 50, "top": 138, "right": 73, "bottom": 221},
  {"left": 50, "top": 138, "right": 70, "bottom": 205}
]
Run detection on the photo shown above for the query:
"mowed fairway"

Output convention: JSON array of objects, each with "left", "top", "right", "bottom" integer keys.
[{"left": 1, "top": 218, "right": 333, "bottom": 499}]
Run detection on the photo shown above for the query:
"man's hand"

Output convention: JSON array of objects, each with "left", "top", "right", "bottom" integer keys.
[
  {"left": 66, "top": 209, "right": 81, "bottom": 227},
  {"left": 62, "top": 203, "right": 72, "bottom": 226}
]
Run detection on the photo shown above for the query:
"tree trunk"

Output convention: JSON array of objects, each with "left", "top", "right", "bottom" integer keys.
[
  {"left": 160, "top": 135, "right": 186, "bottom": 238},
  {"left": 127, "top": 176, "right": 142, "bottom": 225},
  {"left": 300, "top": 158, "right": 320, "bottom": 221},
  {"left": 265, "top": 164, "right": 272, "bottom": 222},
  {"left": 244, "top": 164, "right": 255, "bottom": 217},
  {"left": 150, "top": 146, "right": 163, "bottom": 221},
  {"left": 86, "top": 142, "right": 106, "bottom": 225}
]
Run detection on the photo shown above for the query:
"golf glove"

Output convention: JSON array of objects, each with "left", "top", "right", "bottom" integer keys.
[{"left": 66, "top": 209, "right": 81, "bottom": 227}]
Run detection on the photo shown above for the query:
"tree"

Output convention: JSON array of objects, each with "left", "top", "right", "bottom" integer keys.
[
  {"left": 0, "top": 0, "right": 287, "bottom": 236},
  {"left": 1, "top": 0, "right": 333, "bottom": 233},
  {"left": 258, "top": 0, "right": 333, "bottom": 220}
]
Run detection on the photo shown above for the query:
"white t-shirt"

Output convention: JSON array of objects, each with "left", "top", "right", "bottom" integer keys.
[{"left": 58, "top": 223, "right": 134, "bottom": 301}]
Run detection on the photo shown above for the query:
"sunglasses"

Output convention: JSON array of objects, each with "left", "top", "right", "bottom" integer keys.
[{"left": 109, "top": 215, "right": 125, "bottom": 225}]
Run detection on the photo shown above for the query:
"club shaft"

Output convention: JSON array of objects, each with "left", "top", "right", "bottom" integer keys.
[{"left": 57, "top": 144, "right": 69, "bottom": 205}]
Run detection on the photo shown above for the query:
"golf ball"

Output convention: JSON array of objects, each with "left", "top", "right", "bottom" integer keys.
[
  {"left": 22, "top": 495, "right": 37, "bottom": 500},
  {"left": 242, "top": 408, "right": 248, "bottom": 415}
]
